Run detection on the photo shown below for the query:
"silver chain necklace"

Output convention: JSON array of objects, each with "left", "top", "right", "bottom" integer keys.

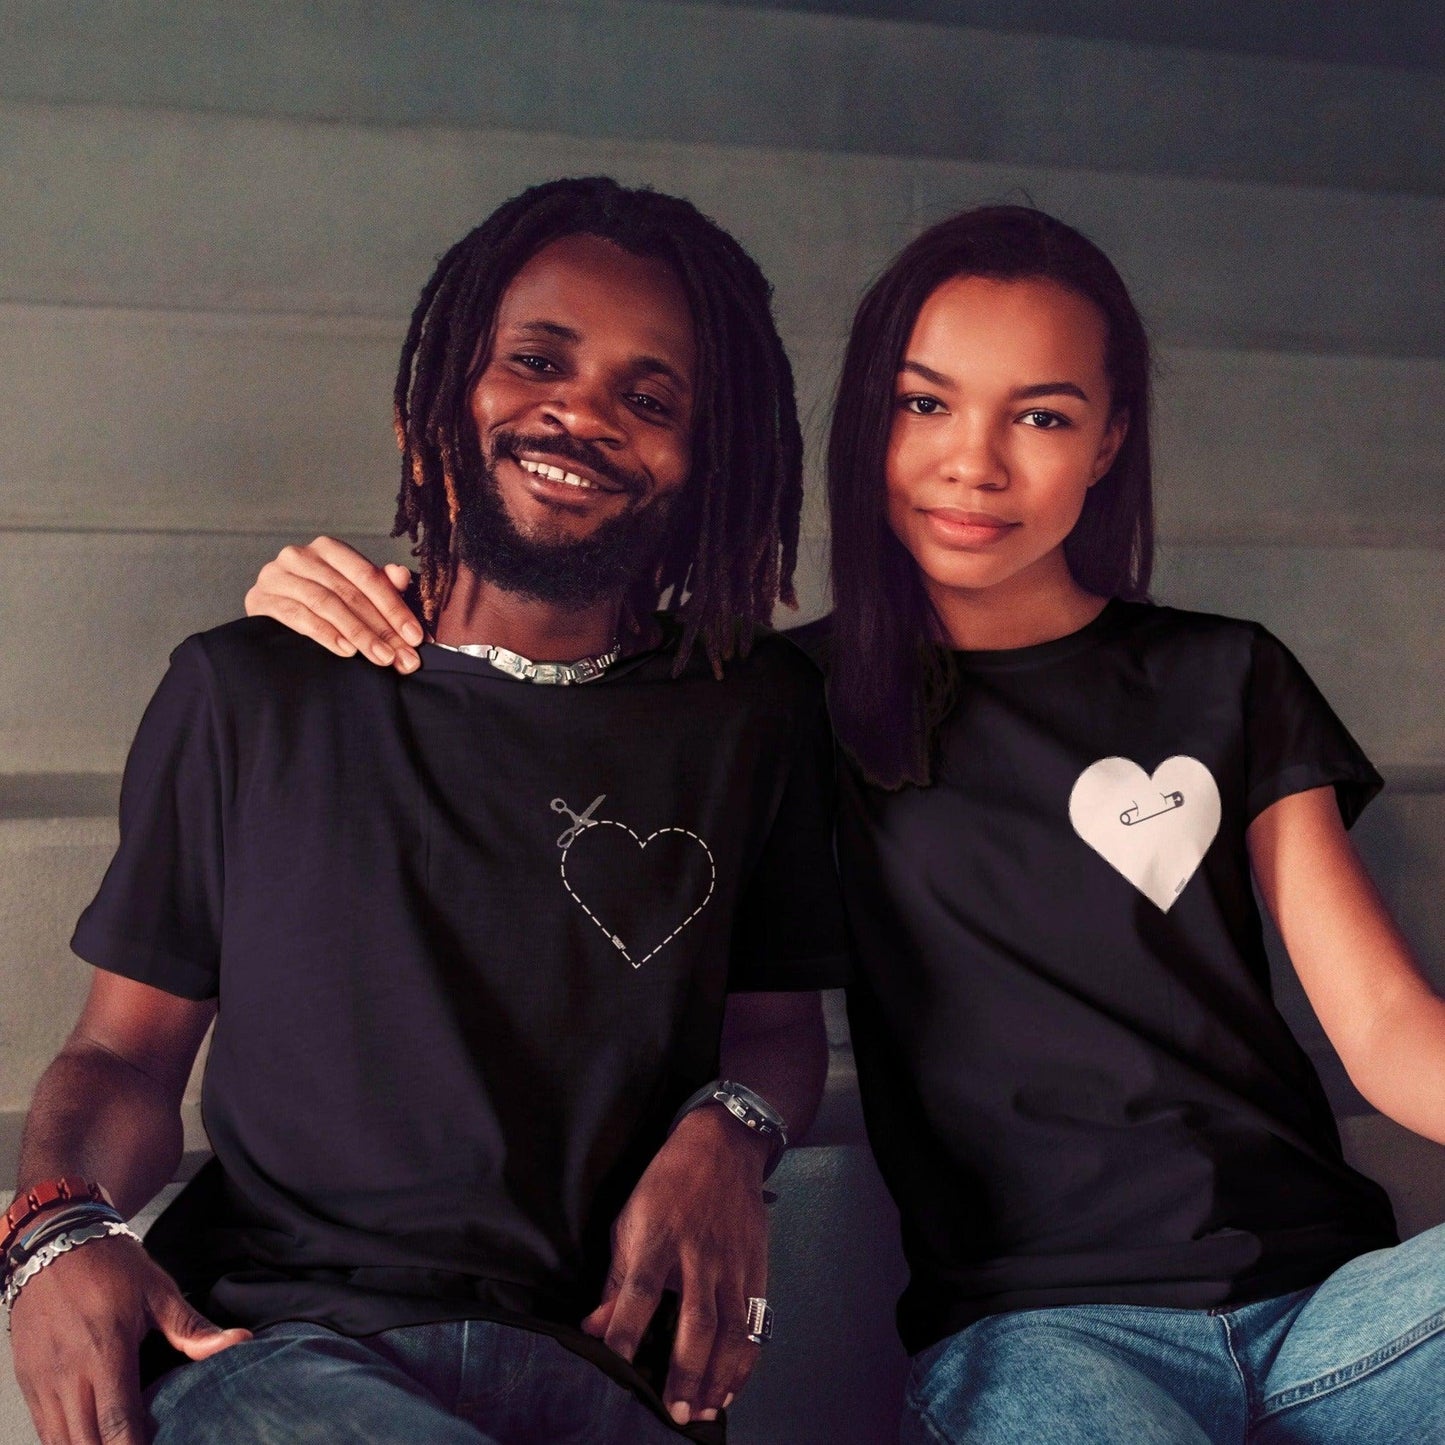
[{"left": 432, "top": 639, "right": 620, "bottom": 685}]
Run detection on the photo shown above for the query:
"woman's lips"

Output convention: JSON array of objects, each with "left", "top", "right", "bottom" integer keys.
[{"left": 921, "top": 508, "right": 1019, "bottom": 546}]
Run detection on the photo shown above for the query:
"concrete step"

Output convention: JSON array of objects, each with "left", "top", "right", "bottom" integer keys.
[
  {"left": 3, "top": 102, "right": 1443, "bottom": 357},
  {"left": 1, "top": 1, "right": 1439, "bottom": 194},
  {"left": 5, "top": 301, "right": 1441, "bottom": 546}
]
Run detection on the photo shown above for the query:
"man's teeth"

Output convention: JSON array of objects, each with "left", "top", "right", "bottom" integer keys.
[{"left": 519, "top": 458, "right": 597, "bottom": 490}]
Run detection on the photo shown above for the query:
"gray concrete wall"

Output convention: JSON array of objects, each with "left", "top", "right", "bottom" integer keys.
[{"left": 1, "top": 3, "right": 1441, "bottom": 1442}]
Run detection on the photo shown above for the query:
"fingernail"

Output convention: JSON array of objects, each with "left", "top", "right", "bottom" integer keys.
[
  {"left": 397, "top": 650, "right": 419, "bottom": 673},
  {"left": 669, "top": 1402, "right": 691, "bottom": 1426},
  {"left": 369, "top": 642, "right": 394, "bottom": 665},
  {"left": 402, "top": 622, "right": 423, "bottom": 645},
  {"left": 335, "top": 639, "right": 357, "bottom": 657},
  {"left": 723, "top": 1393, "right": 735, "bottom": 1408},
  {"left": 699, "top": 1407, "right": 719, "bottom": 1421}
]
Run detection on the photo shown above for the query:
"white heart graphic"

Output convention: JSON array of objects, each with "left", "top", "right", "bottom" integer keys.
[
  {"left": 1068, "top": 756, "right": 1221, "bottom": 912},
  {"left": 560, "top": 820, "right": 716, "bottom": 968}
]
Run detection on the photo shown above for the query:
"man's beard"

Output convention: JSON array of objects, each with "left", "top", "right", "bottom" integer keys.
[{"left": 453, "top": 431, "right": 678, "bottom": 611}]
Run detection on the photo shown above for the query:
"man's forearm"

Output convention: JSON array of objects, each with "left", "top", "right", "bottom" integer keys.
[
  {"left": 17, "top": 1042, "right": 186, "bottom": 1218},
  {"left": 719, "top": 990, "right": 829, "bottom": 1145}
]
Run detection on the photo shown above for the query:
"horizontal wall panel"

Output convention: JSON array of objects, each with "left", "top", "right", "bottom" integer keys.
[
  {"left": 2, "top": 531, "right": 1440, "bottom": 775},
  {"left": 0, "top": 529, "right": 409, "bottom": 773},
  {"left": 0, "top": 818, "right": 208, "bottom": 1121},
  {"left": 0, "top": 818, "right": 115, "bottom": 1105},
  {"left": 725, "top": 0, "right": 1445, "bottom": 73},
  {"left": 1150, "top": 545, "right": 1444, "bottom": 770},
  {"left": 1, "top": 0, "right": 1440, "bottom": 194},
  {"left": 3, "top": 103, "right": 1444, "bottom": 357},
  {"left": 1152, "top": 351, "right": 1445, "bottom": 546},
  {"left": 0, "top": 306, "right": 401, "bottom": 533},
  {"left": 4, "top": 304, "right": 1442, "bottom": 546}
]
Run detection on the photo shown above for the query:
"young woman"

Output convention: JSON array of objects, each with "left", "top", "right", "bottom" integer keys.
[
  {"left": 243, "top": 206, "right": 1445, "bottom": 1443},
  {"left": 820, "top": 205, "right": 1445, "bottom": 1444}
]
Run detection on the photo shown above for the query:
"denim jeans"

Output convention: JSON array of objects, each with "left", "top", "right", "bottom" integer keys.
[
  {"left": 903, "top": 1222, "right": 1445, "bottom": 1444},
  {"left": 145, "top": 1317, "right": 687, "bottom": 1445}
]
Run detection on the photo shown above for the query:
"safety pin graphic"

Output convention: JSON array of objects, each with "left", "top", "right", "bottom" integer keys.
[
  {"left": 552, "top": 794, "right": 606, "bottom": 849},
  {"left": 1119, "top": 791, "right": 1185, "bottom": 827}
]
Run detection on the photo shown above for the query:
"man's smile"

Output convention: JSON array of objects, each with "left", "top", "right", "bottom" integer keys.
[{"left": 515, "top": 454, "right": 626, "bottom": 495}]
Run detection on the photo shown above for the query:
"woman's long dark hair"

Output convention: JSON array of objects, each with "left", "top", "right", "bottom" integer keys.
[{"left": 827, "top": 206, "right": 1155, "bottom": 788}]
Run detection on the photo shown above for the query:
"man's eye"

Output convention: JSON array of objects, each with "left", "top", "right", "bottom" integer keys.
[
  {"left": 514, "top": 354, "right": 557, "bottom": 373},
  {"left": 628, "top": 392, "right": 669, "bottom": 415},
  {"left": 1021, "top": 409, "right": 1068, "bottom": 429}
]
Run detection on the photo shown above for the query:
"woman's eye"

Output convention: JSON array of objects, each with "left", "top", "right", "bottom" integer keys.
[
  {"left": 1020, "top": 409, "right": 1068, "bottom": 429},
  {"left": 901, "top": 395, "right": 943, "bottom": 415}
]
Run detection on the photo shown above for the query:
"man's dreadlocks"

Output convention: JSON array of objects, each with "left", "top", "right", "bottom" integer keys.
[{"left": 391, "top": 176, "right": 804, "bottom": 672}]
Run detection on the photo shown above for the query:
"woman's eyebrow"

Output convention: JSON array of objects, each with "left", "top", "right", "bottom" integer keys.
[
  {"left": 899, "top": 359, "right": 951, "bottom": 386},
  {"left": 1011, "top": 381, "right": 1090, "bottom": 402}
]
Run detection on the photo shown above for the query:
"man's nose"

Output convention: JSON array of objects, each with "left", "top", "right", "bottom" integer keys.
[{"left": 540, "top": 376, "right": 625, "bottom": 447}]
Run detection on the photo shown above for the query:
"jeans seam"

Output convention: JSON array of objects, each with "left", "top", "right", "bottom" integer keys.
[
  {"left": 1259, "top": 1305, "right": 1445, "bottom": 1416},
  {"left": 910, "top": 1403, "right": 958, "bottom": 1445},
  {"left": 1217, "top": 1313, "right": 1256, "bottom": 1441},
  {"left": 904, "top": 1366, "right": 958, "bottom": 1445}
]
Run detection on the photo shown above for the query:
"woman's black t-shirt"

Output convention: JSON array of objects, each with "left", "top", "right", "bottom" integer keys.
[{"left": 829, "top": 600, "right": 1398, "bottom": 1354}]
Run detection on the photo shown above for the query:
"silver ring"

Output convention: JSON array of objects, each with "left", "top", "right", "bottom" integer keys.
[{"left": 745, "top": 1296, "right": 774, "bottom": 1346}]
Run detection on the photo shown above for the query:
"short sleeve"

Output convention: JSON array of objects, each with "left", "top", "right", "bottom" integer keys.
[
  {"left": 70, "top": 636, "right": 229, "bottom": 999},
  {"left": 1243, "top": 626, "right": 1383, "bottom": 828},
  {"left": 728, "top": 675, "right": 851, "bottom": 990}
]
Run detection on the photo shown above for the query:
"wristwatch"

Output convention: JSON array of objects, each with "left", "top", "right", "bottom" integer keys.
[{"left": 673, "top": 1079, "right": 789, "bottom": 1179}]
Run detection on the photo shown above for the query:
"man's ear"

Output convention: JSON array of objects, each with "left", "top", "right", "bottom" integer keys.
[{"left": 1089, "top": 408, "right": 1129, "bottom": 486}]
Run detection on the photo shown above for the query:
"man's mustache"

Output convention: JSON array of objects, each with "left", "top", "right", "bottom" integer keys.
[{"left": 490, "top": 431, "right": 648, "bottom": 498}]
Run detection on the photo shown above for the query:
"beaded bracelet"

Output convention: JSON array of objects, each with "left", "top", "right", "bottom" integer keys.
[{"left": 0, "top": 1178, "right": 108, "bottom": 1257}]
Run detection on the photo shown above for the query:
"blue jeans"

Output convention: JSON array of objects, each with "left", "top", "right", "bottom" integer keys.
[
  {"left": 903, "top": 1222, "right": 1445, "bottom": 1444},
  {"left": 146, "top": 1318, "right": 687, "bottom": 1444}
]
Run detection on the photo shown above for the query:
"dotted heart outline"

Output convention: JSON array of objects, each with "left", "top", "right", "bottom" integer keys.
[{"left": 560, "top": 820, "right": 716, "bottom": 969}]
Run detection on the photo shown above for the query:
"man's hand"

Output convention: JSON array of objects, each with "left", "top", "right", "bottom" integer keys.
[
  {"left": 244, "top": 537, "right": 422, "bottom": 672},
  {"left": 581, "top": 1105, "right": 770, "bottom": 1427},
  {"left": 10, "top": 1234, "right": 250, "bottom": 1445}
]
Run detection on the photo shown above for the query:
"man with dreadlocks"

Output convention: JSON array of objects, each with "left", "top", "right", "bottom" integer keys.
[{"left": 8, "top": 179, "right": 848, "bottom": 1445}]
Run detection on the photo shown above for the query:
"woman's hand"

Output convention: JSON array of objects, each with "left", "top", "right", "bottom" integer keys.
[{"left": 244, "top": 537, "right": 423, "bottom": 672}]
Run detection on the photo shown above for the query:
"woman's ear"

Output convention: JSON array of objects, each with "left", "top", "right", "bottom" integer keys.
[{"left": 1089, "top": 407, "right": 1129, "bottom": 486}]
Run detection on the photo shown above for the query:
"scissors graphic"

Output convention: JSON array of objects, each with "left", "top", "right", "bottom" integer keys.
[
  {"left": 552, "top": 795, "right": 607, "bottom": 849},
  {"left": 1119, "top": 791, "right": 1185, "bottom": 827}
]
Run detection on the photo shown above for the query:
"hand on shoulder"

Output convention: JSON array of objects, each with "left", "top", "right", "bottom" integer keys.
[{"left": 244, "top": 537, "right": 422, "bottom": 673}]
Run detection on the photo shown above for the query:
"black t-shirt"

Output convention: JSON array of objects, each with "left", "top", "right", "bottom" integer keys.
[
  {"left": 73, "top": 618, "right": 847, "bottom": 1385},
  {"left": 829, "top": 600, "right": 1398, "bottom": 1354}
]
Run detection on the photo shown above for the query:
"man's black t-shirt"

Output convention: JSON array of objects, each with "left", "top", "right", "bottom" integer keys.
[
  {"left": 73, "top": 618, "right": 848, "bottom": 1370},
  {"left": 829, "top": 600, "right": 1398, "bottom": 1354}
]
